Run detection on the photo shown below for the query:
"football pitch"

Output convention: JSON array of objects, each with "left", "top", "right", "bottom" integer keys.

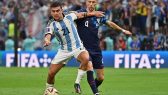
[{"left": 0, "top": 67, "right": 168, "bottom": 95}]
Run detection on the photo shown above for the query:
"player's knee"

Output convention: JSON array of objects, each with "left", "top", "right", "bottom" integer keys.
[
  {"left": 80, "top": 59, "right": 89, "bottom": 71},
  {"left": 82, "top": 57, "right": 89, "bottom": 65},
  {"left": 86, "top": 62, "right": 93, "bottom": 70}
]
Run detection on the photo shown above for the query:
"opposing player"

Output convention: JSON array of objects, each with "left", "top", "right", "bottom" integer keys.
[
  {"left": 43, "top": 1, "right": 104, "bottom": 95},
  {"left": 74, "top": 0, "right": 132, "bottom": 93}
]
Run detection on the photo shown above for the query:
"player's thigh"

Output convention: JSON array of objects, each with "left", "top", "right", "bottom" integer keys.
[
  {"left": 75, "top": 49, "right": 89, "bottom": 64},
  {"left": 90, "top": 52, "right": 104, "bottom": 69},
  {"left": 95, "top": 68, "right": 104, "bottom": 80},
  {"left": 51, "top": 49, "right": 72, "bottom": 65}
]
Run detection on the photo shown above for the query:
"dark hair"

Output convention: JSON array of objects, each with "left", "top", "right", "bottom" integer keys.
[{"left": 50, "top": 1, "right": 62, "bottom": 8}]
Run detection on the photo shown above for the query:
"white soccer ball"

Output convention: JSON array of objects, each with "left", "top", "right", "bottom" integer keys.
[{"left": 44, "top": 87, "right": 59, "bottom": 95}]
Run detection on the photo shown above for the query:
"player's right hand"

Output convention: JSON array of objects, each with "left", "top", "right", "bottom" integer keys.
[
  {"left": 44, "top": 38, "right": 51, "bottom": 47},
  {"left": 92, "top": 11, "right": 105, "bottom": 17}
]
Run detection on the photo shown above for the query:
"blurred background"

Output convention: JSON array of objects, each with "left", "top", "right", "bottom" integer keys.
[
  {"left": 0, "top": 1, "right": 168, "bottom": 95},
  {"left": 0, "top": 0, "right": 168, "bottom": 51}
]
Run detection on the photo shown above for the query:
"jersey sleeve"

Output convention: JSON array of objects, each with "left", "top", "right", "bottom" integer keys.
[
  {"left": 45, "top": 21, "right": 54, "bottom": 35},
  {"left": 100, "top": 16, "right": 108, "bottom": 24},
  {"left": 66, "top": 13, "right": 77, "bottom": 21},
  {"left": 76, "top": 9, "right": 84, "bottom": 13}
]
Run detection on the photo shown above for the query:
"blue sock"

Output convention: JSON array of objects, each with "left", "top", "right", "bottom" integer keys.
[{"left": 87, "top": 70, "right": 98, "bottom": 94}]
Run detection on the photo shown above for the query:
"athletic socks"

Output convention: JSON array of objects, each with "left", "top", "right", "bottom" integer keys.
[
  {"left": 87, "top": 70, "right": 99, "bottom": 94},
  {"left": 95, "top": 78, "right": 103, "bottom": 88},
  {"left": 46, "top": 83, "right": 54, "bottom": 88},
  {"left": 75, "top": 69, "right": 86, "bottom": 84},
  {"left": 75, "top": 69, "right": 99, "bottom": 94}
]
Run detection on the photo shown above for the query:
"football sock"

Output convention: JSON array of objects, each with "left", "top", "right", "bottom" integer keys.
[
  {"left": 87, "top": 70, "right": 98, "bottom": 94},
  {"left": 95, "top": 78, "right": 103, "bottom": 88},
  {"left": 46, "top": 83, "right": 54, "bottom": 88},
  {"left": 75, "top": 69, "right": 86, "bottom": 84}
]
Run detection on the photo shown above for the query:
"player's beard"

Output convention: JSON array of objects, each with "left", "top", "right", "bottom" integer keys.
[
  {"left": 89, "top": 7, "right": 95, "bottom": 12},
  {"left": 53, "top": 15, "right": 63, "bottom": 21}
]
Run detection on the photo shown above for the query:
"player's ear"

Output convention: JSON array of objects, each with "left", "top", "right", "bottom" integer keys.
[
  {"left": 94, "top": 0, "right": 98, "bottom": 4},
  {"left": 59, "top": 6, "right": 63, "bottom": 11}
]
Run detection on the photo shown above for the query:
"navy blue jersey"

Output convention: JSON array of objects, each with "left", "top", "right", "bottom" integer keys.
[{"left": 75, "top": 8, "right": 108, "bottom": 51}]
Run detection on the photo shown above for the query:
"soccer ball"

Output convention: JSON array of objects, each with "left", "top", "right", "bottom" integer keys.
[{"left": 44, "top": 87, "right": 59, "bottom": 95}]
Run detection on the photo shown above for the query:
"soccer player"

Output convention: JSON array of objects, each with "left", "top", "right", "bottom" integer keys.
[
  {"left": 74, "top": 0, "right": 132, "bottom": 93},
  {"left": 43, "top": 1, "right": 104, "bottom": 95}
]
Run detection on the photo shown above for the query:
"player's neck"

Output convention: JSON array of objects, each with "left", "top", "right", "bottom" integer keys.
[
  {"left": 55, "top": 15, "right": 64, "bottom": 21},
  {"left": 60, "top": 15, "right": 64, "bottom": 21},
  {"left": 59, "top": 14, "right": 65, "bottom": 21}
]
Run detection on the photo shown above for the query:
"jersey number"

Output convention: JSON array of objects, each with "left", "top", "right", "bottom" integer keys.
[
  {"left": 63, "top": 28, "right": 70, "bottom": 36},
  {"left": 85, "top": 21, "right": 89, "bottom": 27}
]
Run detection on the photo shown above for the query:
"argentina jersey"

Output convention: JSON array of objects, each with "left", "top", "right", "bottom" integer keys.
[{"left": 45, "top": 13, "right": 83, "bottom": 51}]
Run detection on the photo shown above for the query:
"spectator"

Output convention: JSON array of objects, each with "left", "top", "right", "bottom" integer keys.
[
  {"left": 164, "top": 36, "right": 168, "bottom": 50},
  {"left": 126, "top": 36, "right": 133, "bottom": 50},
  {"left": 146, "top": 38, "right": 154, "bottom": 50},
  {"left": 22, "top": 36, "right": 36, "bottom": 51},
  {"left": 153, "top": 35, "right": 161, "bottom": 50},
  {"left": 117, "top": 36, "right": 126, "bottom": 51},
  {"left": 130, "top": 36, "right": 141, "bottom": 50},
  {"left": 5, "top": 36, "right": 14, "bottom": 51},
  {"left": 8, "top": 19, "right": 15, "bottom": 38},
  {"left": 136, "top": 0, "right": 148, "bottom": 35},
  {"left": 104, "top": 36, "right": 114, "bottom": 50},
  {"left": 146, "top": 0, "right": 152, "bottom": 35}
]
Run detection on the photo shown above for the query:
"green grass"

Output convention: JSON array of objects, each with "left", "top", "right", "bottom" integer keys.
[{"left": 0, "top": 67, "right": 168, "bottom": 95}]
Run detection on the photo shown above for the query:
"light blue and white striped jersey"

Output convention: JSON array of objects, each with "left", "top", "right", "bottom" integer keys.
[{"left": 45, "top": 13, "right": 83, "bottom": 51}]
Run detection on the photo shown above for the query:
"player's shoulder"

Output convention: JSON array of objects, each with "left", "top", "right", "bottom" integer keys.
[
  {"left": 65, "top": 13, "right": 74, "bottom": 17},
  {"left": 47, "top": 17, "right": 55, "bottom": 27},
  {"left": 65, "top": 13, "right": 75, "bottom": 19},
  {"left": 76, "top": 8, "right": 87, "bottom": 13}
]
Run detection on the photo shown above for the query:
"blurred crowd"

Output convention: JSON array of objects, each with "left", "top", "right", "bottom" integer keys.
[{"left": 0, "top": 0, "right": 168, "bottom": 51}]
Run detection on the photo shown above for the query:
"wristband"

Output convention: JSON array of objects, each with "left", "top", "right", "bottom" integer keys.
[
  {"left": 84, "top": 12, "right": 87, "bottom": 17},
  {"left": 122, "top": 29, "right": 126, "bottom": 33}
]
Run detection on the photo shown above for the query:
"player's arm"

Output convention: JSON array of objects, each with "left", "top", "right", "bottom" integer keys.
[
  {"left": 44, "top": 22, "right": 53, "bottom": 47},
  {"left": 74, "top": 11, "right": 105, "bottom": 19},
  {"left": 106, "top": 21, "right": 132, "bottom": 35},
  {"left": 44, "top": 33, "right": 52, "bottom": 47}
]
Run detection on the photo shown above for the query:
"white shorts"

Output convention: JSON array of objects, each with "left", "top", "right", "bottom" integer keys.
[{"left": 51, "top": 47, "right": 86, "bottom": 64}]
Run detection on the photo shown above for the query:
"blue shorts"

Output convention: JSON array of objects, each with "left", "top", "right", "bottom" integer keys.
[{"left": 88, "top": 51, "right": 104, "bottom": 69}]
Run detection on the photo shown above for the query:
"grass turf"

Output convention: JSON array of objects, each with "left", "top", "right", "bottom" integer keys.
[{"left": 0, "top": 67, "right": 168, "bottom": 95}]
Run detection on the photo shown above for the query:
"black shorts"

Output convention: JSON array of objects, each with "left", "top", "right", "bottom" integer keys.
[{"left": 88, "top": 51, "right": 104, "bottom": 69}]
